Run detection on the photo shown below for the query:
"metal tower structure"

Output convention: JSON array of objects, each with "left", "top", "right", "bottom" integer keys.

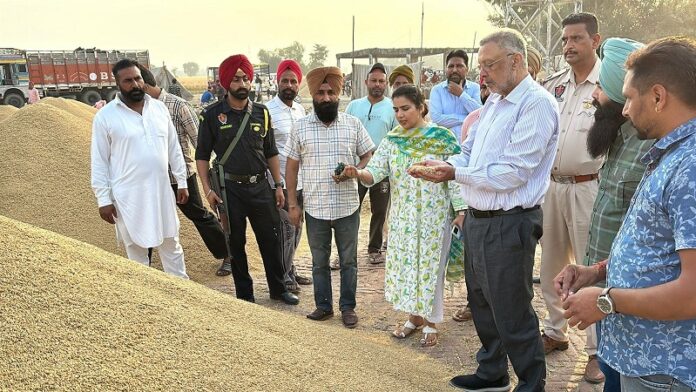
[{"left": 495, "top": 0, "right": 583, "bottom": 71}]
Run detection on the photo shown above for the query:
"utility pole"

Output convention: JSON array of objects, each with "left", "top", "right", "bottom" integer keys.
[{"left": 419, "top": 2, "right": 424, "bottom": 63}]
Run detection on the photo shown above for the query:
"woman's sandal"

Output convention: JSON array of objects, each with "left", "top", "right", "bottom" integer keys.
[
  {"left": 392, "top": 320, "right": 423, "bottom": 339},
  {"left": 420, "top": 326, "right": 439, "bottom": 347}
]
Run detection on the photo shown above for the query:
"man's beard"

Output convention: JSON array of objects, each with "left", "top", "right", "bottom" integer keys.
[
  {"left": 124, "top": 88, "right": 145, "bottom": 102},
  {"left": 229, "top": 88, "right": 249, "bottom": 100},
  {"left": 313, "top": 100, "right": 339, "bottom": 123},
  {"left": 280, "top": 88, "right": 297, "bottom": 101},
  {"left": 368, "top": 87, "right": 384, "bottom": 99},
  {"left": 447, "top": 73, "right": 462, "bottom": 84},
  {"left": 587, "top": 98, "right": 626, "bottom": 158}
]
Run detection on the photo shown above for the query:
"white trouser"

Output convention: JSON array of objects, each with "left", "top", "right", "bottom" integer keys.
[{"left": 116, "top": 221, "right": 188, "bottom": 279}]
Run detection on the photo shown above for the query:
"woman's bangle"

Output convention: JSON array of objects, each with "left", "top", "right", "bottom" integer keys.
[{"left": 206, "top": 189, "right": 213, "bottom": 197}]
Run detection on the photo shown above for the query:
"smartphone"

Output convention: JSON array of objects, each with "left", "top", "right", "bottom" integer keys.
[{"left": 451, "top": 225, "right": 462, "bottom": 239}]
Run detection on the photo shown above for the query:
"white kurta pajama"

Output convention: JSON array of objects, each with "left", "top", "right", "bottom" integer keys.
[{"left": 91, "top": 94, "right": 189, "bottom": 278}]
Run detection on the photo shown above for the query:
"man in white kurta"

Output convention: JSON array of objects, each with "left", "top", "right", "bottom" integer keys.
[{"left": 91, "top": 60, "right": 189, "bottom": 278}]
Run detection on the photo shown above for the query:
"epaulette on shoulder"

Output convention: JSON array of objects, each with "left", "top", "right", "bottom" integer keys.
[{"left": 542, "top": 68, "right": 568, "bottom": 84}]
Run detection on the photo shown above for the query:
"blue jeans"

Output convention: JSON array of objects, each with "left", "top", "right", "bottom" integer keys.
[
  {"left": 305, "top": 209, "right": 359, "bottom": 312},
  {"left": 620, "top": 375, "right": 694, "bottom": 391},
  {"left": 596, "top": 319, "right": 621, "bottom": 392}
]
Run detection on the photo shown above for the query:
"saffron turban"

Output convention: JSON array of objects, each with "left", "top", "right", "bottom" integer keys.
[
  {"left": 277, "top": 59, "right": 303, "bottom": 84},
  {"left": 599, "top": 37, "right": 645, "bottom": 104},
  {"left": 306, "top": 66, "right": 343, "bottom": 96},
  {"left": 388, "top": 65, "right": 415, "bottom": 86},
  {"left": 219, "top": 54, "right": 254, "bottom": 90},
  {"left": 527, "top": 46, "right": 542, "bottom": 77}
]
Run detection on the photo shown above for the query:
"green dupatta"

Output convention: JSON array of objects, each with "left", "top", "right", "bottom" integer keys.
[{"left": 385, "top": 123, "right": 461, "bottom": 157}]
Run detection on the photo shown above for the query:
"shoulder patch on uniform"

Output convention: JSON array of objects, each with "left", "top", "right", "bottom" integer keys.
[{"left": 542, "top": 68, "right": 569, "bottom": 84}]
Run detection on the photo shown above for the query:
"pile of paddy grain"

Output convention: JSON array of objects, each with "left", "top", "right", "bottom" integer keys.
[
  {"left": 0, "top": 104, "right": 19, "bottom": 122},
  {"left": 0, "top": 215, "right": 453, "bottom": 391},
  {"left": 0, "top": 98, "right": 255, "bottom": 283}
]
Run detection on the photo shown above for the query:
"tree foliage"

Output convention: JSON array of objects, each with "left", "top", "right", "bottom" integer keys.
[
  {"left": 484, "top": 0, "right": 696, "bottom": 46},
  {"left": 308, "top": 44, "right": 329, "bottom": 70},
  {"left": 258, "top": 41, "right": 329, "bottom": 73},
  {"left": 182, "top": 62, "right": 200, "bottom": 76}
]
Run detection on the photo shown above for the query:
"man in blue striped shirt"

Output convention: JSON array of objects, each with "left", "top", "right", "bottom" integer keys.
[{"left": 410, "top": 29, "right": 559, "bottom": 392}]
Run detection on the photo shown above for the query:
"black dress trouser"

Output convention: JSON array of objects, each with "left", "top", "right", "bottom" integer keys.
[
  {"left": 225, "top": 179, "right": 286, "bottom": 300},
  {"left": 463, "top": 208, "right": 546, "bottom": 392},
  {"left": 171, "top": 173, "right": 229, "bottom": 260}
]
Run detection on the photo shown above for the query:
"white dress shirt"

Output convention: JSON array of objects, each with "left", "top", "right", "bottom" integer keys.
[
  {"left": 448, "top": 75, "right": 560, "bottom": 211},
  {"left": 265, "top": 95, "right": 306, "bottom": 189}
]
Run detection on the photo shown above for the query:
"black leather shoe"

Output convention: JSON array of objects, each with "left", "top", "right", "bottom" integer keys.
[
  {"left": 306, "top": 308, "right": 334, "bottom": 321},
  {"left": 449, "top": 374, "right": 510, "bottom": 391},
  {"left": 271, "top": 292, "right": 299, "bottom": 305}
]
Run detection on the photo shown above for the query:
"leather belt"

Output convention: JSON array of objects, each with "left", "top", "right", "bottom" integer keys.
[
  {"left": 224, "top": 171, "right": 266, "bottom": 184},
  {"left": 550, "top": 173, "right": 598, "bottom": 184},
  {"left": 468, "top": 205, "right": 540, "bottom": 219}
]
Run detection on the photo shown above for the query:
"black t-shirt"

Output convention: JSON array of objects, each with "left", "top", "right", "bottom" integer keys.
[{"left": 195, "top": 98, "right": 278, "bottom": 175}]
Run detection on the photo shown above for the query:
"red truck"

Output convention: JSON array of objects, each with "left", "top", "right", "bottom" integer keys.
[{"left": 0, "top": 47, "right": 150, "bottom": 108}]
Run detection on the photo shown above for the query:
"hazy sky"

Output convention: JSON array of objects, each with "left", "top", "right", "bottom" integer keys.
[{"left": 2, "top": 0, "right": 498, "bottom": 73}]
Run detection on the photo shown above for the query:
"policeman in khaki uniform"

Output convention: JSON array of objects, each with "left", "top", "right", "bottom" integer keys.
[
  {"left": 196, "top": 54, "right": 299, "bottom": 306},
  {"left": 539, "top": 13, "right": 605, "bottom": 383}
]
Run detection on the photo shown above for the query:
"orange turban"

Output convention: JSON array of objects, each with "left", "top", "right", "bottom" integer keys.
[
  {"left": 306, "top": 66, "right": 343, "bottom": 96},
  {"left": 219, "top": 54, "right": 253, "bottom": 90},
  {"left": 277, "top": 59, "right": 303, "bottom": 84}
]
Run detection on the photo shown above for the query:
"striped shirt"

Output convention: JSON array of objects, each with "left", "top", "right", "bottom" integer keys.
[
  {"left": 285, "top": 111, "right": 374, "bottom": 220},
  {"left": 157, "top": 90, "right": 199, "bottom": 183},
  {"left": 448, "top": 75, "right": 560, "bottom": 210},
  {"left": 582, "top": 121, "right": 653, "bottom": 268},
  {"left": 265, "top": 95, "right": 306, "bottom": 189}
]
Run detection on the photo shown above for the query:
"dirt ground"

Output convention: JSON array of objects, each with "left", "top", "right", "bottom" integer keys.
[{"left": 191, "top": 204, "right": 603, "bottom": 392}]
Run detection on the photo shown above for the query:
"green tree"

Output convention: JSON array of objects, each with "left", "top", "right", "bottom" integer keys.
[
  {"left": 307, "top": 44, "right": 329, "bottom": 70},
  {"left": 258, "top": 49, "right": 283, "bottom": 71},
  {"left": 182, "top": 62, "right": 199, "bottom": 76},
  {"left": 484, "top": 0, "right": 696, "bottom": 47}
]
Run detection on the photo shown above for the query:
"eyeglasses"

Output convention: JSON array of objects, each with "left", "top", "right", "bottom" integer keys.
[
  {"left": 367, "top": 104, "right": 373, "bottom": 121},
  {"left": 478, "top": 53, "right": 514, "bottom": 72}
]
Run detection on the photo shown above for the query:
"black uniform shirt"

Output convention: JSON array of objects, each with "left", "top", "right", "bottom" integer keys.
[{"left": 196, "top": 98, "right": 278, "bottom": 175}]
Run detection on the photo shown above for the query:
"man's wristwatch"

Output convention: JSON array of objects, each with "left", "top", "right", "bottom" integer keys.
[
  {"left": 274, "top": 180, "right": 285, "bottom": 189},
  {"left": 597, "top": 287, "right": 616, "bottom": 315}
]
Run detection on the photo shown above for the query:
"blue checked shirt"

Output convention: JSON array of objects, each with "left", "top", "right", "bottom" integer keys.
[
  {"left": 447, "top": 75, "right": 560, "bottom": 211},
  {"left": 285, "top": 112, "right": 374, "bottom": 220},
  {"left": 600, "top": 117, "right": 696, "bottom": 389}
]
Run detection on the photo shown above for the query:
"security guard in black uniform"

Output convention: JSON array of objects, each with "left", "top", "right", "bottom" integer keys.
[{"left": 196, "top": 54, "right": 299, "bottom": 305}]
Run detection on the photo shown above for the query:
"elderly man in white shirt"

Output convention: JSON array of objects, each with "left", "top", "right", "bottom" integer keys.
[
  {"left": 91, "top": 59, "right": 189, "bottom": 278},
  {"left": 411, "top": 29, "right": 559, "bottom": 392}
]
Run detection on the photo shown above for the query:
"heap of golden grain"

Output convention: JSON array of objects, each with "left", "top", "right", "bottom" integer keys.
[{"left": 0, "top": 98, "right": 456, "bottom": 390}]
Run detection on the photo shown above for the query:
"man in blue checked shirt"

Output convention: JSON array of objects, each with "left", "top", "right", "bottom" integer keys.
[
  {"left": 558, "top": 36, "right": 696, "bottom": 392},
  {"left": 429, "top": 49, "right": 482, "bottom": 141}
]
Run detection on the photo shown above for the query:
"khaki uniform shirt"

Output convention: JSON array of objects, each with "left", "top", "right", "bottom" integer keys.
[{"left": 543, "top": 59, "right": 604, "bottom": 176}]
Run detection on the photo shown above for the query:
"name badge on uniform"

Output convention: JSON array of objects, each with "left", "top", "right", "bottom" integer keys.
[
  {"left": 220, "top": 124, "right": 232, "bottom": 130},
  {"left": 554, "top": 85, "right": 566, "bottom": 102}
]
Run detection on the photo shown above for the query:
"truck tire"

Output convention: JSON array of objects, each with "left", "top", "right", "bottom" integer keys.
[
  {"left": 80, "top": 90, "right": 102, "bottom": 106},
  {"left": 104, "top": 89, "right": 119, "bottom": 102},
  {"left": 3, "top": 92, "right": 25, "bottom": 108}
]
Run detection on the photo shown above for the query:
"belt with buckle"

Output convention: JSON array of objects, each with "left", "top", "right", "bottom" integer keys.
[
  {"left": 550, "top": 173, "right": 598, "bottom": 184},
  {"left": 468, "top": 205, "right": 540, "bottom": 219},
  {"left": 224, "top": 171, "right": 266, "bottom": 184}
]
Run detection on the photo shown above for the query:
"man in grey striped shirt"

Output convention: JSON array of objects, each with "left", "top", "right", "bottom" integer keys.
[
  {"left": 140, "top": 66, "right": 232, "bottom": 274},
  {"left": 411, "top": 29, "right": 559, "bottom": 391}
]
